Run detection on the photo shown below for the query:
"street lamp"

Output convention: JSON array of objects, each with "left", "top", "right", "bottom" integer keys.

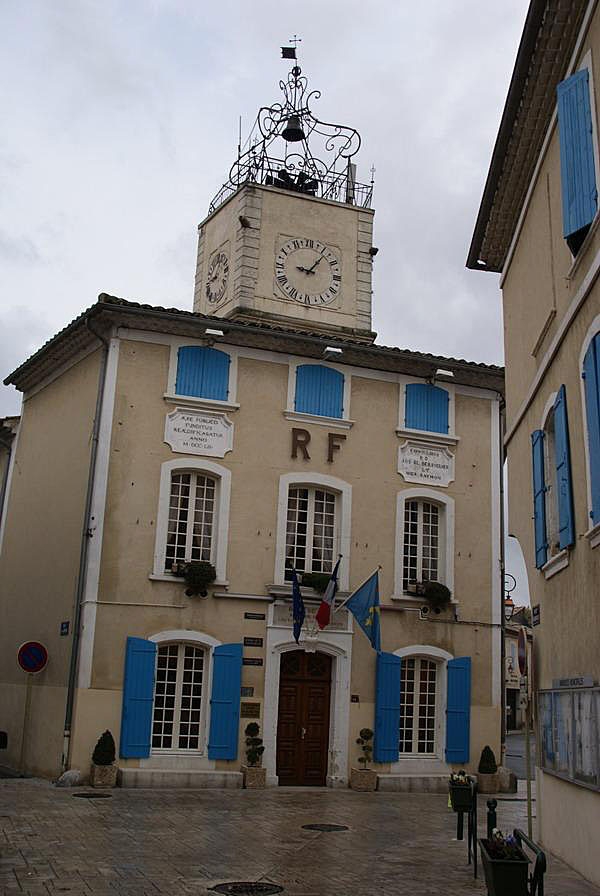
[
  {"left": 504, "top": 572, "right": 516, "bottom": 621},
  {"left": 504, "top": 596, "right": 515, "bottom": 622}
]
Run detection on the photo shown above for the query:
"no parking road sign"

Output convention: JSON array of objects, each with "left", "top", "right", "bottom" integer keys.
[{"left": 17, "top": 641, "right": 48, "bottom": 674}]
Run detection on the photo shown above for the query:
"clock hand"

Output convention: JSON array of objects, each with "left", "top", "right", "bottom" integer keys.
[
  {"left": 307, "top": 256, "right": 324, "bottom": 273},
  {"left": 296, "top": 265, "right": 316, "bottom": 275}
]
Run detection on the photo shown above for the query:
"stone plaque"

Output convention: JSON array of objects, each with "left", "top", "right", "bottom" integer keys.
[
  {"left": 243, "top": 657, "right": 263, "bottom": 667},
  {"left": 244, "top": 612, "right": 266, "bottom": 621},
  {"left": 398, "top": 440, "right": 455, "bottom": 487},
  {"left": 243, "top": 637, "right": 264, "bottom": 648},
  {"left": 241, "top": 686, "right": 254, "bottom": 697},
  {"left": 164, "top": 408, "right": 233, "bottom": 458},
  {"left": 240, "top": 702, "right": 261, "bottom": 718}
]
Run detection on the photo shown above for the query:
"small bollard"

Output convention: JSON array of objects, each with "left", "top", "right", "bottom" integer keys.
[{"left": 486, "top": 798, "right": 497, "bottom": 839}]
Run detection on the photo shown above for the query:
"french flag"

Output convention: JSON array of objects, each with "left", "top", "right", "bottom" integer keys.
[{"left": 315, "top": 557, "right": 341, "bottom": 630}]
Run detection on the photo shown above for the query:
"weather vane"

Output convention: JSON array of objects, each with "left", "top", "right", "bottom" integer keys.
[{"left": 208, "top": 42, "right": 373, "bottom": 214}]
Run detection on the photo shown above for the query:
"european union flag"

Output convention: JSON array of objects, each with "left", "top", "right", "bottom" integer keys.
[
  {"left": 345, "top": 571, "right": 381, "bottom": 652},
  {"left": 292, "top": 569, "right": 305, "bottom": 644}
]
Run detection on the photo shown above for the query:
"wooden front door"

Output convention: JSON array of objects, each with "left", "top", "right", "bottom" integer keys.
[{"left": 276, "top": 651, "right": 332, "bottom": 786}]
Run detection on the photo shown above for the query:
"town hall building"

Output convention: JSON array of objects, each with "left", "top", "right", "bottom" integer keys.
[{"left": 0, "top": 56, "right": 504, "bottom": 789}]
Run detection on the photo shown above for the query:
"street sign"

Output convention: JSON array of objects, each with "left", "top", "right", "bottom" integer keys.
[
  {"left": 17, "top": 641, "right": 48, "bottom": 674},
  {"left": 517, "top": 627, "right": 527, "bottom": 676},
  {"left": 532, "top": 604, "right": 540, "bottom": 626}
]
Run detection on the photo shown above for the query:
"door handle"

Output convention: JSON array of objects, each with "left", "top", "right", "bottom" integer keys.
[{"left": 300, "top": 726, "right": 306, "bottom": 740}]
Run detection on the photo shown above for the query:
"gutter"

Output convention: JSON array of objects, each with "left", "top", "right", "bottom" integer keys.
[{"left": 61, "top": 317, "right": 110, "bottom": 770}]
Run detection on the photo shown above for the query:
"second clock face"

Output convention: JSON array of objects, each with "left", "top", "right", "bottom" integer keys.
[{"left": 275, "top": 238, "right": 341, "bottom": 305}]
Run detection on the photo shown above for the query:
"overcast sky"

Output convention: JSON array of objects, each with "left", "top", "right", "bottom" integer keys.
[{"left": 1, "top": 0, "right": 532, "bottom": 598}]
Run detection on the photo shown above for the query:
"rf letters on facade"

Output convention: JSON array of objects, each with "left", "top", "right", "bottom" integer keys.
[
  {"left": 398, "top": 440, "right": 455, "bottom": 487},
  {"left": 165, "top": 408, "right": 233, "bottom": 457}
]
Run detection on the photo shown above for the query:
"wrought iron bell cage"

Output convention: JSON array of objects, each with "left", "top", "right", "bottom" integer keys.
[{"left": 208, "top": 60, "right": 373, "bottom": 214}]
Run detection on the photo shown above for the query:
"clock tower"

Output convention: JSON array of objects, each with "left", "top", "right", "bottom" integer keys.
[{"left": 193, "top": 55, "right": 376, "bottom": 343}]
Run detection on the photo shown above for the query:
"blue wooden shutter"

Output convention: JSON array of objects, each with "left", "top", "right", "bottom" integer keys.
[
  {"left": 557, "top": 70, "right": 598, "bottom": 239},
  {"left": 553, "top": 385, "right": 575, "bottom": 549},
  {"left": 445, "top": 656, "right": 471, "bottom": 764},
  {"left": 583, "top": 336, "right": 600, "bottom": 522},
  {"left": 373, "top": 651, "right": 401, "bottom": 762},
  {"left": 208, "top": 643, "right": 242, "bottom": 760},
  {"left": 294, "top": 365, "right": 344, "bottom": 418},
  {"left": 175, "top": 346, "right": 230, "bottom": 400},
  {"left": 405, "top": 383, "right": 449, "bottom": 433},
  {"left": 531, "top": 429, "right": 548, "bottom": 568},
  {"left": 119, "top": 637, "right": 156, "bottom": 759}
]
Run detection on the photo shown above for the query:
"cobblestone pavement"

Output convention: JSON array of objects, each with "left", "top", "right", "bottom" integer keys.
[{"left": 1, "top": 779, "right": 599, "bottom": 896}]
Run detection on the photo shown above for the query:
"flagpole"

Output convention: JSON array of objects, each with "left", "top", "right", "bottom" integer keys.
[{"left": 335, "top": 565, "right": 382, "bottom": 613}]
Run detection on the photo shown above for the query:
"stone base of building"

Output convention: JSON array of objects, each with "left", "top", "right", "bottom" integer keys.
[
  {"left": 377, "top": 774, "right": 449, "bottom": 793},
  {"left": 118, "top": 768, "right": 243, "bottom": 789}
]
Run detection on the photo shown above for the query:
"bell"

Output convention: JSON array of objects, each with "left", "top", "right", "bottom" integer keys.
[{"left": 282, "top": 114, "right": 305, "bottom": 142}]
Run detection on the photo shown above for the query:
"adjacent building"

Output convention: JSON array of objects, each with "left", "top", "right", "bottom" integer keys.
[
  {"left": 468, "top": 0, "right": 600, "bottom": 883},
  {"left": 0, "top": 58, "right": 504, "bottom": 791}
]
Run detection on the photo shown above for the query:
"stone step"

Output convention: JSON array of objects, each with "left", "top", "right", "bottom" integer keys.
[
  {"left": 377, "top": 774, "right": 450, "bottom": 793},
  {"left": 119, "top": 768, "right": 243, "bottom": 789}
]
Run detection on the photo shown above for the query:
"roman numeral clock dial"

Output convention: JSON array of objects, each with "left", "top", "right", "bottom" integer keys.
[{"left": 275, "top": 238, "right": 341, "bottom": 305}]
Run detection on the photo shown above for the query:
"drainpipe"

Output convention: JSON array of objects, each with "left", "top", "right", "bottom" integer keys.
[
  {"left": 498, "top": 396, "right": 507, "bottom": 768},
  {"left": 62, "top": 317, "right": 110, "bottom": 771}
]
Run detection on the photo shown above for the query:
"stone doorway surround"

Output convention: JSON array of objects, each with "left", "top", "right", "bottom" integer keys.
[{"left": 263, "top": 601, "right": 353, "bottom": 787}]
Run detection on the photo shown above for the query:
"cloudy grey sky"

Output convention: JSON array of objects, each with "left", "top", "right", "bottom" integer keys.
[{"left": 1, "top": 0, "right": 529, "bottom": 418}]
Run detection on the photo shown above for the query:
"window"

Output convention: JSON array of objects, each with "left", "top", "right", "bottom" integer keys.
[
  {"left": 539, "top": 687, "right": 600, "bottom": 791},
  {"left": 152, "top": 643, "right": 206, "bottom": 751},
  {"left": 557, "top": 67, "right": 598, "bottom": 256},
  {"left": 402, "top": 499, "right": 441, "bottom": 591},
  {"left": 583, "top": 331, "right": 600, "bottom": 526},
  {"left": 399, "top": 657, "right": 438, "bottom": 754},
  {"left": 395, "top": 489, "right": 454, "bottom": 598},
  {"left": 154, "top": 460, "right": 231, "bottom": 582},
  {"left": 284, "top": 486, "right": 337, "bottom": 581},
  {"left": 175, "top": 346, "right": 230, "bottom": 401},
  {"left": 531, "top": 386, "right": 575, "bottom": 569},
  {"left": 294, "top": 364, "right": 344, "bottom": 419},
  {"left": 405, "top": 383, "right": 449, "bottom": 434}
]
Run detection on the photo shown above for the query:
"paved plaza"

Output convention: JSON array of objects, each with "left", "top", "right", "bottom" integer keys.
[{"left": 1, "top": 778, "right": 599, "bottom": 896}]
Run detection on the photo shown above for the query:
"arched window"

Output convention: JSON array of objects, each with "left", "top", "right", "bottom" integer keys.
[
  {"left": 399, "top": 656, "right": 439, "bottom": 755},
  {"left": 395, "top": 489, "right": 454, "bottom": 598},
  {"left": 583, "top": 330, "right": 600, "bottom": 526},
  {"left": 285, "top": 486, "right": 337, "bottom": 581},
  {"left": 152, "top": 642, "right": 207, "bottom": 751}
]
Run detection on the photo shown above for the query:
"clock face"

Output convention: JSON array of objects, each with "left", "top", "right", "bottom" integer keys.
[
  {"left": 275, "top": 238, "right": 341, "bottom": 305},
  {"left": 206, "top": 251, "right": 229, "bottom": 304}
]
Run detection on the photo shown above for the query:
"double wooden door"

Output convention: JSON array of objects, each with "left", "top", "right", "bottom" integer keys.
[{"left": 276, "top": 650, "right": 332, "bottom": 786}]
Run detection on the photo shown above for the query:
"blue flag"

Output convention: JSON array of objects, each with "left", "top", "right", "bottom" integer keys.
[
  {"left": 292, "top": 569, "right": 305, "bottom": 644},
  {"left": 345, "top": 571, "right": 381, "bottom": 652}
]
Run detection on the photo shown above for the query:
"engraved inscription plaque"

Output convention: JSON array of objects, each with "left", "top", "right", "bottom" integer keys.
[
  {"left": 398, "top": 440, "right": 455, "bottom": 487},
  {"left": 165, "top": 408, "right": 233, "bottom": 458}
]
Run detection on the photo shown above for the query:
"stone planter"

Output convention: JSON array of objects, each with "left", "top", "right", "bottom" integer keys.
[
  {"left": 242, "top": 765, "right": 266, "bottom": 789},
  {"left": 479, "top": 838, "right": 529, "bottom": 896},
  {"left": 477, "top": 771, "right": 499, "bottom": 793},
  {"left": 89, "top": 762, "right": 118, "bottom": 788},
  {"left": 349, "top": 767, "right": 377, "bottom": 792}
]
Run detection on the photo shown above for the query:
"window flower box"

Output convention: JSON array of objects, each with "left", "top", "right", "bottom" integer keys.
[{"left": 479, "top": 836, "right": 529, "bottom": 896}]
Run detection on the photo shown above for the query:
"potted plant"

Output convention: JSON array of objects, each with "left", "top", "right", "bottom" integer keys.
[
  {"left": 177, "top": 561, "right": 216, "bottom": 597},
  {"left": 241, "top": 722, "right": 266, "bottom": 789},
  {"left": 477, "top": 745, "right": 499, "bottom": 793},
  {"left": 479, "top": 829, "right": 529, "bottom": 896},
  {"left": 448, "top": 770, "right": 473, "bottom": 811},
  {"left": 300, "top": 572, "right": 330, "bottom": 593},
  {"left": 349, "top": 728, "right": 377, "bottom": 791},
  {"left": 421, "top": 580, "right": 452, "bottom": 609},
  {"left": 89, "top": 730, "right": 118, "bottom": 788}
]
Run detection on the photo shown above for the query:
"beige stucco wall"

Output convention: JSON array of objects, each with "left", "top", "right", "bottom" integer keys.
[
  {"left": 65, "top": 335, "right": 500, "bottom": 777},
  {"left": 0, "top": 350, "right": 102, "bottom": 777}
]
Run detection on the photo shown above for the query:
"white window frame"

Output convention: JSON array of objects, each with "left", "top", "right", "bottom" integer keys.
[
  {"left": 148, "top": 630, "right": 221, "bottom": 758},
  {"left": 165, "top": 340, "right": 239, "bottom": 411},
  {"left": 580, "top": 313, "right": 600, "bottom": 547},
  {"left": 396, "top": 376, "right": 457, "bottom": 445},
  {"left": 393, "top": 489, "right": 454, "bottom": 599},
  {"left": 274, "top": 472, "right": 351, "bottom": 589},
  {"left": 284, "top": 358, "right": 354, "bottom": 429},
  {"left": 391, "top": 645, "right": 453, "bottom": 770},
  {"left": 152, "top": 459, "right": 231, "bottom": 582}
]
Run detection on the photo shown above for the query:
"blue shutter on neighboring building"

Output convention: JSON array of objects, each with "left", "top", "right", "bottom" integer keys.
[
  {"left": 553, "top": 385, "right": 575, "bottom": 549},
  {"left": 119, "top": 637, "right": 157, "bottom": 759},
  {"left": 445, "top": 656, "right": 471, "bottom": 764},
  {"left": 373, "top": 651, "right": 401, "bottom": 762},
  {"left": 531, "top": 430, "right": 548, "bottom": 568},
  {"left": 294, "top": 365, "right": 344, "bottom": 418},
  {"left": 557, "top": 69, "right": 598, "bottom": 240},
  {"left": 405, "top": 383, "right": 449, "bottom": 433},
  {"left": 207, "top": 643, "right": 243, "bottom": 760},
  {"left": 583, "top": 336, "right": 600, "bottom": 523},
  {"left": 175, "top": 346, "right": 230, "bottom": 400}
]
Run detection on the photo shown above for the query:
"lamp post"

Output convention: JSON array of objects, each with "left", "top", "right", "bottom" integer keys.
[{"left": 501, "top": 571, "right": 517, "bottom": 768}]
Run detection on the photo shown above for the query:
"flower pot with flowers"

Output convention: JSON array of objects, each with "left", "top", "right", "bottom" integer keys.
[
  {"left": 241, "top": 722, "right": 266, "bottom": 789},
  {"left": 448, "top": 770, "right": 473, "bottom": 811},
  {"left": 477, "top": 745, "right": 499, "bottom": 793},
  {"left": 349, "top": 728, "right": 377, "bottom": 791},
  {"left": 479, "top": 829, "right": 530, "bottom": 896}
]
